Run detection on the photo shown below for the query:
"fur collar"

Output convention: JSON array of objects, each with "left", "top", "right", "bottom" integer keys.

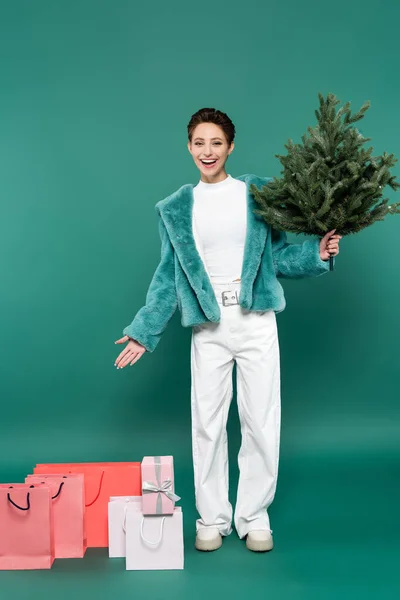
[{"left": 155, "top": 174, "right": 269, "bottom": 319}]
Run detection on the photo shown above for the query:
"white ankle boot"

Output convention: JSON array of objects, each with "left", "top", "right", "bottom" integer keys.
[
  {"left": 195, "top": 527, "right": 223, "bottom": 552},
  {"left": 245, "top": 530, "right": 274, "bottom": 552}
]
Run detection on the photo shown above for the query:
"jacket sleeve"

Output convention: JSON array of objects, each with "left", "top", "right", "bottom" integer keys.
[
  {"left": 122, "top": 216, "right": 178, "bottom": 352},
  {"left": 271, "top": 227, "right": 335, "bottom": 279}
]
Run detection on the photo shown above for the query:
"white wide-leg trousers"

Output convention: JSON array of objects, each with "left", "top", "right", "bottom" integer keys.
[{"left": 190, "top": 301, "right": 281, "bottom": 539}]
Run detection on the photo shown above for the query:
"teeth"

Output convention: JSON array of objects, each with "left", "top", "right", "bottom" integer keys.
[{"left": 202, "top": 159, "right": 217, "bottom": 164}]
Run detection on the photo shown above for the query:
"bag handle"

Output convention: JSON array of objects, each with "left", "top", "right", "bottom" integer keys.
[
  {"left": 51, "top": 481, "right": 65, "bottom": 500},
  {"left": 122, "top": 502, "right": 129, "bottom": 534},
  {"left": 7, "top": 485, "right": 32, "bottom": 511},
  {"left": 37, "top": 475, "right": 67, "bottom": 500},
  {"left": 140, "top": 516, "right": 166, "bottom": 546},
  {"left": 41, "top": 475, "right": 67, "bottom": 500},
  {"left": 121, "top": 499, "right": 139, "bottom": 534},
  {"left": 85, "top": 471, "right": 105, "bottom": 507}
]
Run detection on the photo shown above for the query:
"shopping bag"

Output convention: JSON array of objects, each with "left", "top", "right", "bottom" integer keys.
[
  {"left": 108, "top": 496, "right": 140, "bottom": 558},
  {"left": 0, "top": 483, "right": 54, "bottom": 570},
  {"left": 125, "top": 499, "right": 184, "bottom": 570},
  {"left": 34, "top": 462, "right": 141, "bottom": 547},
  {"left": 25, "top": 474, "right": 86, "bottom": 558},
  {"left": 141, "top": 456, "right": 180, "bottom": 516}
]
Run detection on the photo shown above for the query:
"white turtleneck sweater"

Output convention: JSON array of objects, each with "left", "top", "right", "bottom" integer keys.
[{"left": 192, "top": 173, "right": 247, "bottom": 289}]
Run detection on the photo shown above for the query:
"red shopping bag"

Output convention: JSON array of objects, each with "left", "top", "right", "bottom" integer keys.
[
  {"left": 25, "top": 474, "right": 86, "bottom": 558},
  {"left": 34, "top": 462, "right": 141, "bottom": 547},
  {"left": 0, "top": 483, "right": 54, "bottom": 570}
]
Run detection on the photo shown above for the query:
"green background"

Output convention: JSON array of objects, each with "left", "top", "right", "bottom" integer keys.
[{"left": 0, "top": 0, "right": 399, "bottom": 598}]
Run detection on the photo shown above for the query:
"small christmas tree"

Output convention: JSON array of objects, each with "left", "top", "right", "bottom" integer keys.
[{"left": 251, "top": 92, "right": 400, "bottom": 270}]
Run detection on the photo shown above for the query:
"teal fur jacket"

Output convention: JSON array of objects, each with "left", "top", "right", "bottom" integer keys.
[{"left": 123, "top": 174, "right": 334, "bottom": 352}]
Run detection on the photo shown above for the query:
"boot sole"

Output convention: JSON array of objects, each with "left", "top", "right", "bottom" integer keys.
[
  {"left": 195, "top": 535, "right": 223, "bottom": 552},
  {"left": 246, "top": 536, "right": 274, "bottom": 552}
]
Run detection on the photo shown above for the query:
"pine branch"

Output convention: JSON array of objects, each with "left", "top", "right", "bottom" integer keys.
[{"left": 252, "top": 92, "right": 400, "bottom": 238}]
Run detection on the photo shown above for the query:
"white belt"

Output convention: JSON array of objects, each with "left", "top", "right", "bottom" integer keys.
[{"left": 210, "top": 282, "right": 241, "bottom": 307}]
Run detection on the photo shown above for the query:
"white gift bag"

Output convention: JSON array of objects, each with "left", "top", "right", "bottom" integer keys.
[
  {"left": 108, "top": 496, "right": 140, "bottom": 558},
  {"left": 125, "top": 502, "right": 184, "bottom": 570}
]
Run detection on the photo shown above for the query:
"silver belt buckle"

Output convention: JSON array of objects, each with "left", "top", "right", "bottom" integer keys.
[{"left": 222, "top": 290, "right": 239, "bottom": 306}]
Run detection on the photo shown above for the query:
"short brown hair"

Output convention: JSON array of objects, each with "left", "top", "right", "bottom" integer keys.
[{"left": 187, "top": 108, "right": 235, "bottom": 145}]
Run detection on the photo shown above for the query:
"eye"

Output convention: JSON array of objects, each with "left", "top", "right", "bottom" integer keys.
[{"left": 194, "top": 141, "right": 222, "bottom": 145}]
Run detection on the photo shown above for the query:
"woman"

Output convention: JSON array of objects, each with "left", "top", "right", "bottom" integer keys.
[{"left": 114, "top": 108, "right": 342, "bottom": 553}]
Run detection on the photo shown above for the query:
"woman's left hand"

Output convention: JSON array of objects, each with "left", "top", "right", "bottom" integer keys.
[{"left": 319, "top": 229, "right": 343, "bottom": 261}]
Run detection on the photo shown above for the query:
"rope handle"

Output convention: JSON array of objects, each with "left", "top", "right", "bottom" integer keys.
[
  {"left": 7, "top": 479, "right": 67, "bottom": 508},
  {"left": 140, "top": 516, "right": 166, "bottom": 546},
  {"left": 122, "top": 502, "right": 129, "bottom": 534},
  {"left": 85, "top": 471, "right": 105, "bottom": 507},
  {"left": 51, "top": 481, "right": 65, "bottom": 500},
  {"left": 36, "top": 475, "right": 68, "bottom": 500},
  {"left": 7, "top": 485, "right": 32, "bottom": 511},
  {"left": 121, "top": 499, "right": 139, "bottom": 533}
]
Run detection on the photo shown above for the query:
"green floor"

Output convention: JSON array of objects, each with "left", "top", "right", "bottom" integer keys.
[{"left": 1, "top": 453, "right": 398, "bottom": 600}]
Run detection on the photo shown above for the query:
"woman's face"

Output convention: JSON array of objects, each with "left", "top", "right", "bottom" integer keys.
[{"left": 187, "top": 122, "right": 234, "bottom": 181}]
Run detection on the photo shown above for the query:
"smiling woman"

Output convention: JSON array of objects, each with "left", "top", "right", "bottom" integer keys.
[{"left": 115, "top": 106, "right": 334, "bottom": 555}]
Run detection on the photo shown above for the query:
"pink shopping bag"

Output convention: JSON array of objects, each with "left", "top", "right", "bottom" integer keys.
[
  {"left": 25, "top": 474, "right": 86, "bottom": 558},
  {"left": 34, "top": 462, "right": 141, "bottom": 547},
  {"left": 0, "top": 483, "right": 54, "bottom": 570}
]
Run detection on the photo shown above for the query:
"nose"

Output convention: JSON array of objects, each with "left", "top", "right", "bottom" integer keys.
[{"left": 202, "top": 143, "right": 215, "bottom": 156}]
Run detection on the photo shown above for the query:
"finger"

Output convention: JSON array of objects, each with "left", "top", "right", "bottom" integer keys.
[
  {"left": 119, "top": 352, "right": 138, "bottom": 369},
  {"left": 115, "top": 347, "right": 133, "bottom": 366},
  {"left": 323, "top": 230, "right": 336, "bottom": 242},
  {"left": 115, "top": 336, "right": 129, "bottom": 344},
  {"left": 117, "top": 351, "right": 136, "bottom": 369},
  {"left": 130, "top": 353, "right": 143, "bottom": 366}
]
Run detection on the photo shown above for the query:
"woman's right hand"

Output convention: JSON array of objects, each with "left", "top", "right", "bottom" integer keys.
[{"left": 114, "top": 335, "right": 146, "bottom": 368}]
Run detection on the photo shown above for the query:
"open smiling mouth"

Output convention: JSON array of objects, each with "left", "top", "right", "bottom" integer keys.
[{"left": 200, "top": 159, "right": 218, "bottom": 168}]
